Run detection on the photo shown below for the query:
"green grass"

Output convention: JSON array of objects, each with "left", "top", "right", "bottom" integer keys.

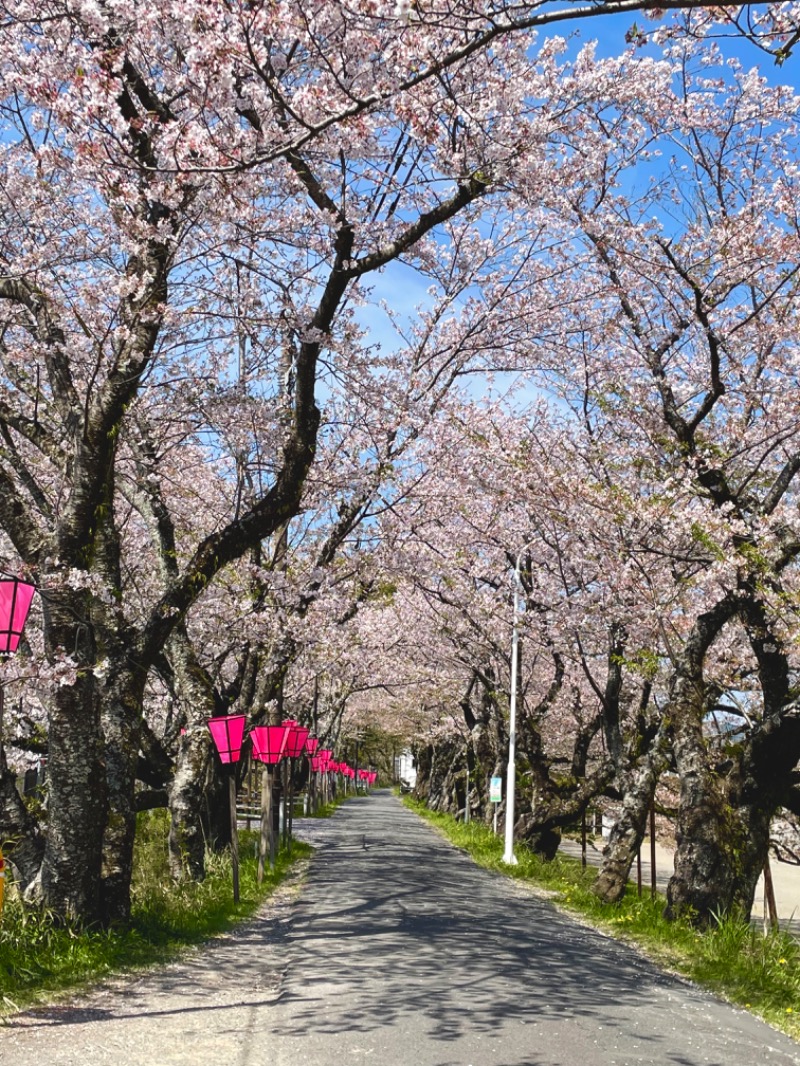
[
  {"left": 307, "top": 795, "right": 348, "bottom": 818},
  {"left": 0, "top": 810, "right": 312, "bottom": 1015},
  {"left": 406, "top": 798, "right": 800, "bottom": 1041}
]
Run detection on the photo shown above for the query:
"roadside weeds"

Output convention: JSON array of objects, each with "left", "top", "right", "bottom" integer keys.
[{"left": 0, "top": 814, "right": 313, "bottom": 1018}]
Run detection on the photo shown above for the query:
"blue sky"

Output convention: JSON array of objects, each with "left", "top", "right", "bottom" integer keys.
[{"left": 353, "top": 8, "right": 800, "bottom": 399}]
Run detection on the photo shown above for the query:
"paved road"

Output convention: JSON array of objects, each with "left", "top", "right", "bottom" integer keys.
[{"left": 4, "top": 791, "right": 800, "bottom": 1066}]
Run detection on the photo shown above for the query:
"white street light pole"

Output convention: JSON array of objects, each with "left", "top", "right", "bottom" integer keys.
[{"left": 503, "top": 549, "right": 527, "bottom": 865}]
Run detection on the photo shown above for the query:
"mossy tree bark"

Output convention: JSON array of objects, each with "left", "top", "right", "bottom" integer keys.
[
  {"left": 592, "top": 746, "right": 664, "bottom": 904},
  {"left": 30, "top": 588, "right": 108, "bottom": 922},
  {"left": 664, "top": 597, "right": 741, "bottom": 925}
]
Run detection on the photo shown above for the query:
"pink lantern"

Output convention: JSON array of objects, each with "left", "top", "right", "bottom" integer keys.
[
  {"left": 206, "top": 713, "right": 248, "bottom": 904},
  {"left": 305, "top": 736, "right": 319, "bottom": 755},
  {"left": 282, "top": 720, "right": 310, "bottom": 758},
  {"left": 0, "top": 577, "right": 35, "bottom": 654},
  {"left": 318, "top": 748, "right": 333, "bottom": 763},
  {"left": 310, "top": 755, "right": 322, "bottom": 773},
  {"left": 207, "top": 715, "right": 247, "bottom": 764},
  {"left": 251, "top": 725, "right": 290, "bottom": 764}
]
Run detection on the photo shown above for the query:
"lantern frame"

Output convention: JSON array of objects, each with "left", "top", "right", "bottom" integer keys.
[
  {"left": 251, "top": 725, "right": 290, "bottom": 764},
  {"left": 207, "top": 714, "right": 247, "bottom": 764},
  {"left": 282, "top": 720, "right": 310, "bottom": 758}
]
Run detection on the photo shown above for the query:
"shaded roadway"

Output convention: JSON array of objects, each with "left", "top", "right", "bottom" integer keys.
[{"left": 4, "top": 790, "right": 800, "bottom": 1065}]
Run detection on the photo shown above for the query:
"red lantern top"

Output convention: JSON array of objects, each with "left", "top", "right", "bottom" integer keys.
[
  {"left": 318, "top": 748, "right": 333, "bottom": 762},
  {"left": 207, "top": 715, "right": 247, "bottom": 764},
  {"left": 251, "top": 725, "right": 290, "bottom": 764},
  {"left": 305, "top": 736, "right": 319, "bottom": 755},
  {"left": 0, "top": 578, "right": 35, "bottom": 654},
  {"left": 283, "top": 724, "right": 309, "bottom": 758}
]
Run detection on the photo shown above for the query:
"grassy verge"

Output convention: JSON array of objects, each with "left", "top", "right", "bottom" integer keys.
[
  {"left": 406, "top": 798, "right": 800, "bottom": 1040},
  {"left": 0, "top": 810, "right": 314, "bottom": 1015},
  {"left": 308, "top": 795, "right": 348, "bottom": 818}
]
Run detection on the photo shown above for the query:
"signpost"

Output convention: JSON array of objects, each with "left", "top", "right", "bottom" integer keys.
[{"left": 490, "top": 776, "right": 503, "bottom": 834}]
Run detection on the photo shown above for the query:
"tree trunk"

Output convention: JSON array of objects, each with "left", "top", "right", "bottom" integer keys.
[
  {"left": 0, "top": 682, "right": 45, "bottom": 888},
  {"left": 727, "top": 608, "right": 800, "bottom": 917},
  {"left": 166, "top": 628, "right": 217, "bottom": 881},
  {"left": 516, "top": 765, "right": 615, "bottom": 861},
  {"left": 25, "top": 589, "right": 107, "bottom": 923},
  {"left": 664, "top": 598, "right": 740, "bottom": 925},
  {"left": 519, "top": 817, "right": 562, "bottom": 861},
  {"left": 168, "top": 729, "right": 213, "bottom": 881},
  {"left": 34, "top": 679, "right": 107, "bottom": 922},
  {"left": 665, "top": 739, "right": 741, "bottom": 924},
  {"left": 468, "top": 676, "right": 507, "bottom": 826},
  {"left": 665, "top": 646, "right": 800, "bottom": 923},
  {"left": 0, "top": 752, "right": 44, "bottom": 889},
  {"left": 412, "top": 744, "right": 432, "bottom": 803},
  {"left": 99, "top": 664, "right": 146, "bottom": 923},
  {"left": 593, "top": 753, "right": 662, "bottom": 904},
  {"left": 423, "top": 737, "right": 463, "bottom": 814}
]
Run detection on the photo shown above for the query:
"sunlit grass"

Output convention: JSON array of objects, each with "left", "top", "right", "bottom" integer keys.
[
  {"left": 307, "top": 795, "right": 348, "bottom": 818},
  {"left": 0, "top": 810, "right": 312, "bottom": 1014},
  {"left": 407, "top": 798, "right": 800, "bottom": 1040}
]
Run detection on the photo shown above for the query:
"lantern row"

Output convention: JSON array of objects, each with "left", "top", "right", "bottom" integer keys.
[{"left": 206, "top": 714, "right": 377, "bottom": 785}]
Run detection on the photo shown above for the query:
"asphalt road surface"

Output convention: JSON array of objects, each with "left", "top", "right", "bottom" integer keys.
[{"left": 4, "top": 790, "right": 800, "bottom": 1066}]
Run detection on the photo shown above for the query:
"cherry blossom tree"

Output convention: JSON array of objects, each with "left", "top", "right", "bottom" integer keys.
[
  {"left": 1, "top": 1, "right": 798, "bottom": 929},
  {"left": 0, "top": 0, "right": 525, "bottom": 922},
  {"left": 500, "top": 51, "right": 800, "bottom": 921}
]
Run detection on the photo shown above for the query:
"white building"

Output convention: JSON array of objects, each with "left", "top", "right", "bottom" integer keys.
[{"left": 395, "top": 749, "right": 417, "bottom": 787}]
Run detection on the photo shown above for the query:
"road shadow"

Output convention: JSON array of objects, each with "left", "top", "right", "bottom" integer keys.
[{"left": 272, "top": 796, "right": 682, "bottom": 1049}]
